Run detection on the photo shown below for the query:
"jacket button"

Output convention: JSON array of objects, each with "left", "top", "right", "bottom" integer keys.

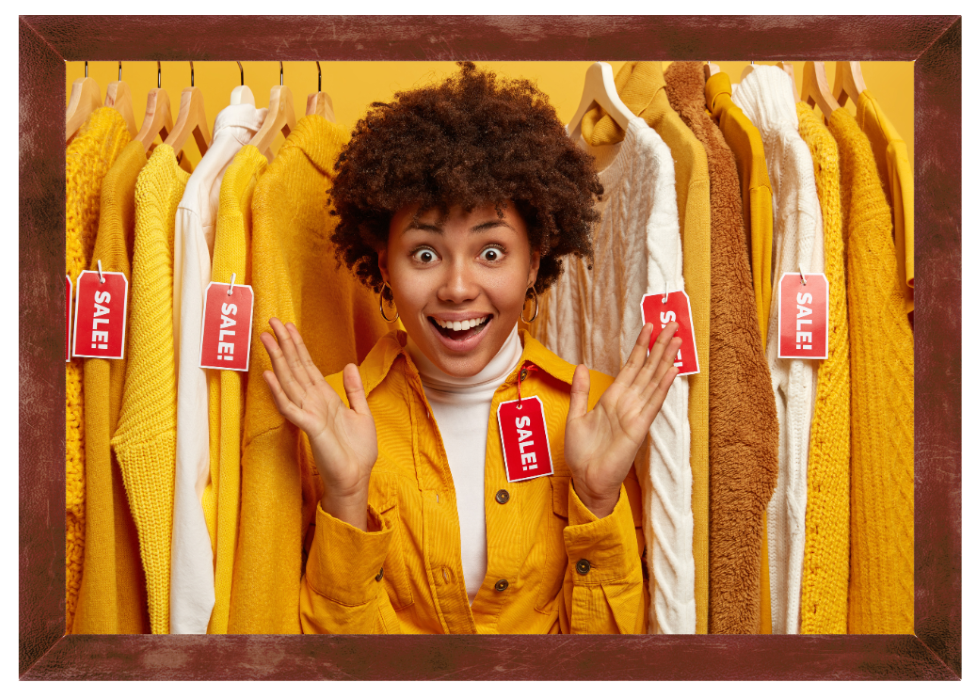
[
  {"left": 494, "top": 579, "right": 509, "bottom": 592},
  {"left": 576, "top": 559, "right": 591, "bottom": 575},
  {"left": 520, "top": 368, "right": 528, "bottom": 381},
  {"left": 375, "top": 567, "right": 384, "bottom": 582},
  {"left": 495, "top": 489, "right": 510, "bottom": 504}
]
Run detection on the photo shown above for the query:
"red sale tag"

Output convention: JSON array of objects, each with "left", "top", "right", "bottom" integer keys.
[
  {"left": 778, "top": 272, "right": 829, "bottom": 359},
  {"left": 66, "top": 275, "right": 72, "bottom": 363},
  {"left": 497, "top": 396, "right": 554, "bottom": 483},
  {"left": 199, "top": 281, "right": 254, "bottom": 372},
  {"left": 72, "top": 270, "right": 128, "bottom": 359},
  {"left": 640, "top": 290, "right": 700, "bottom": 375}
]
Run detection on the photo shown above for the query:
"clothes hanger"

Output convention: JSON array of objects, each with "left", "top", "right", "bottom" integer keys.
[
  {"left": 306, "top": 61, "right": 336, "bottom": 121},
  {"left": 104, "top": 61, "right": 138, "bottom": 138},
  {"left": 565, "top": 61, "right": 635, "bottom": 141},
  {"left": 801, "top": 61, "right": 841, "bottom": 119},
  {"left": 135, "top": 62, "right": 174, "bottom": 153},
  {"left": 65, "top": 61, "right": 102, "bottom": 141},
  {"left": 833, "top": 60, "right": 867, "bottom": 108},
  {"left": 164, "top": 61, "right": 212, "bottom": 159},
  {"left": 703, "top": 61, "right": 721, "bottom": 81},
  {"left": 230, "top": 61, "right": 255, "bottom": 106},
  {"left": 739, "top": 60, "right": 756, "bottom": 83},
  {"left": 249, "top": 61, "right": 297, "bottom": 154},
  {"left": 777, "top": 61, "right": 795, "bottom": 83}
]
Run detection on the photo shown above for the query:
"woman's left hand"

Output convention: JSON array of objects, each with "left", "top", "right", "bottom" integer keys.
[{"left": 564, "top": 322, "right": 682, "bottom": 518}]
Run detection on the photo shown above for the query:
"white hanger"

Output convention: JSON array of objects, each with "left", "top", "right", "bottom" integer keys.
[
  {"left": 230, "top": 61, "right": 255, "bottom": 106},
  {"left": 565, "top": 62, "right": 635, "bottom": 141}
]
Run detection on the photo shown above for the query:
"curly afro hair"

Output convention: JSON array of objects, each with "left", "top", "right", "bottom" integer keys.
[{"left": 329, "top": 62, "right": 603, "bottom": 301}]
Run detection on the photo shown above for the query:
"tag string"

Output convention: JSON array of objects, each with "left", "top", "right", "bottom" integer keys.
[
  {"left": 97, "top": 259, "right": 105, "bottom": 284},
  {"left": 799, "top": 267, "right": 808, "bottom": 286},
  {"left": 516, "top": 363, "right": 538, "bottom": 408},
  {"left": 228, "top": 272, "right": 236, "bottom": 296}
]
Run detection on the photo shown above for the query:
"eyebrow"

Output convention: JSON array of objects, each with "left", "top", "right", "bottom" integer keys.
[{"left": 404, "top": 219, "right": 516, "bottom": 235}]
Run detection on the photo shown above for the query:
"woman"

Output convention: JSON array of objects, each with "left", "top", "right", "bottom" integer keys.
[{"left": 260, "top": 63, "right": 681, "bottom": 634}]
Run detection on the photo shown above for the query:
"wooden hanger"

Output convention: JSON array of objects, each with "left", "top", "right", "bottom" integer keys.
[
  {"left": 164, "top": 61, "right": 212, "bottom": 159},
  {"left": 249, "top": 61, "right": 297, "bottom": 154},
  {"left": 135, "top": 62, "right": 174, "bottom": 152},
  {"left": 306, "top": 61, "right": 336, "bottom": 121},
  {"left": 66, "top": 61, "right": 102, "bottom": 141},
  {"left": 104, "top": 62, "right": 138, "bottom": 138},
  {"left": 801, "top": 61, "right": 841, "bottom": 119},
  {"left": 703, "top": 61, "right": 721, "bottom": 81},
  {"left": 739, "top": 60, "right": 756, "bottom": 83},
  {"left": 833, "top": 61, "right": 867, "bottom": 108},
  {"left": 777, "top": 61, "right": 796, "bottom": 83},
  {"left": 565, "top": 61, "right": 635, "bottom": 141},
  {"left": 230, "top": 61, "right": 255, "bottom": 106}
]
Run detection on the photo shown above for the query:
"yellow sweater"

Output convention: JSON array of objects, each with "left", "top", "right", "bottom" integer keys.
[
  {"left": 856, "top": 90, "right": 914, "bottom": 315},
  {"left": 65, "top": 107, "right": 131, "bottom": 632},
  {"left": 581, "top": 61, "right": 711, "bottom": 634},
  {"left": 74, "top": 141, "right": 150, "bottom": 634},
  {"left": 205, "top": 145, "right": 268, "bottom": 634},
  {"left": 111, "top": 144, "right": 190, "bottom": 634},
  {"left": 229, "top": 116, "right": 393, "bottom": 633},
  {"left": 796, "top": 105, "right": 850, "bottom": 634},
  {"left": 826, "top": 109, "right": 914, "bottom": 634}
]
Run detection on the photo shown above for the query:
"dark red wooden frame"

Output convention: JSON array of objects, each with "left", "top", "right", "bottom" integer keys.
[{"left": 19, "top": 15, "right": 961, "bottom": 680}]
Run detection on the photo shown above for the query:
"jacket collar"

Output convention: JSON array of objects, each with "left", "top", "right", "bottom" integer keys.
[{"left": 358, "top": 329, "right": 577, "bottom": 398}]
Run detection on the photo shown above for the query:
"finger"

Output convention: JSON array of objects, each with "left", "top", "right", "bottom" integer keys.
[
  {"left": 617, "top": 323, "right": 656, "bottom": 386},
  {"left": 270, "top": 317, "right": 313, "bottom": 389},
  {"left": 286, "top": 322, "right": 328, "bottom": 387},
  {"left": 632, "top": 322, "right": 678, "bottom": 394},
  {"left": 262, "top": 369, "right": 304, "bottom": 425},
  {"left": 342, "top": 363, "right": 372, "bottom": 417},
  {"left": 640, "top": 336, "right": 683, "bottom": 405},
  {"left": 567, "top": 364, "right": 591, "bottom": 421},
  {"left": 640, "top": 365, "right": 681, "bottom": 426},
  {"left": 260, "top": 327, "right": 307, "bottom": 407}
]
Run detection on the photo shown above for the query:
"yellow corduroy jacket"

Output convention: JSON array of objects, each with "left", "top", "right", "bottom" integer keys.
[
  {"left": 705, "top": 71, "right": 775, "bottom": 632},
  {"left": 111, "top": 144, "right": 190, "bottom": 634},
  {"left": 826, "top": 108, "right": 914, "bottom": 635},
  {"left": 74, "top": 141, "right": 150, "bottom": 634},
  {"left": 796, "top": 105, "right": 851, "bottom": 634},
  {"left": 230, "top": 116, "right": 393, "bottom": 634},
  {"left": 856, "top": 89, "right": 914, "bottom": 315},
  {"left": 65, "top": 107, "right": 132, "bottom": 632},
  {"left": 205, "top": 145, "right": 268, "bottom": 634},
  {"left": 300, "top": 330, "right": 648, "bottom": 634},
  {"left": 580, "top": 60, "right": 710, "bottom": 634}
]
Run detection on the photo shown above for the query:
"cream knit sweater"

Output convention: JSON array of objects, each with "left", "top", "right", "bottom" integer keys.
[
  {"left": 533, "top": 117, "right": 694, "bottom": 634},
  {"left": 734, "top": 67, "right": 824, "bottom": 635}
]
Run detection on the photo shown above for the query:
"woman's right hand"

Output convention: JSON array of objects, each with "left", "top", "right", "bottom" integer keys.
[{"left": 260, "top": 317, "right": 378, "bottom": 530}]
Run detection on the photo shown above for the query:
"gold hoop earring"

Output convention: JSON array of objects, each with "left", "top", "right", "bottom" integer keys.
[
  {"left": 379, "top": 282, "right": 399, "bottom": 322},
  {"left": 521, "top": 287, "right": 538, "bottom": 324}
]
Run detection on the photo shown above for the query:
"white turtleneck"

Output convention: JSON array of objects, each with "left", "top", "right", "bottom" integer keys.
[{"left": 406, "top": 324, "right": 524, "bottom": 605}]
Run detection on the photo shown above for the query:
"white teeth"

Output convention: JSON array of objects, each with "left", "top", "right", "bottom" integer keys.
[
  {"left": 453, "top": 321, "right": 463, "bottom": 331},
  {"left": 435, "top": 316, "right": 488, "bottom": 331}
]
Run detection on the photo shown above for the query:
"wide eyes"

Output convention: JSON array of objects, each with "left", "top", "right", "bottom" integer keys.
[
  {"left": 411, "top": 247, "right": 437, "bottom": 264},
  {"left": 479, "top": 245, "right": 505, "bottom": 262},
  {"left": 409, "top": 245, "right": 505, "bottom": 264}
]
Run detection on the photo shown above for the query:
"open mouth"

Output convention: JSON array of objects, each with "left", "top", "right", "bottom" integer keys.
[{"left": 428, "top": 315, "right": 491, "bottom": 343}]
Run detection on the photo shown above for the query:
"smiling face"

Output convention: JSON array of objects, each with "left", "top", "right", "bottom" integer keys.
[{"left": 378, "top": 202, "right": 540, "bottom": 378}]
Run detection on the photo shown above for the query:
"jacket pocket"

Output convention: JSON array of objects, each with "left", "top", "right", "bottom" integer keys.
[
  {"left": 534, "top": 475, "right": 570, "bottom": 613},
  {"left": 377, "top": 498, "right": 415, "bottom": 611}
]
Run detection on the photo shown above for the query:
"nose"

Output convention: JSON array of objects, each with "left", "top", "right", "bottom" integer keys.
[{"left": 437, "top": 257, "right": 479, "bottom": 304}]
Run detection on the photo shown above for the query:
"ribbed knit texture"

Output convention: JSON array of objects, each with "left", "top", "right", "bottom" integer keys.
[
  {"left": 230, "top": 116, "right": 392, "bottom": 633},
  {"left": 73, "top": 141, "right": 150, "bottom": 634},
  {"left": 856, "top": 90, "right": 915, "bottom": 315},
  {"left": 111, "top": 144, "right": 189, "bottom": 634},
  {"left": 734, "top": 66, "right": 823, "bottom": 635},
  {"left": 206, "top": 145, "right": 267, "bottom": 634},
  {"left": 666, "top": 62, "right": 779, "bottom": 634},
  {"left": 533, "top": 118, "right": 695, "bottom": 634},
  {"left": 65, "top": 108, "right": 131, "bottom": 632},
  {"left": 579, "top": 61, "right": 708, "bottom": 634},
  {"left": 796, "top": 104, "right": 851, "bottom": 634},
  {"left": 826, "top": 109, "right": 914, "bottom": 634}
]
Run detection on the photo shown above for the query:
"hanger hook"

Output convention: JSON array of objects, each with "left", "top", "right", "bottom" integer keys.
[
  {"left": 117, "top": 61, "right": 122, "bottom": 81},
  {"left": 316, "top": 61, "right": 321, "bottom": 92},
  {"left": 190, "top": 61, "right": 195, "bottom": 88},
  {"left": 236, "top": 61, "right": 243, "bottom": 86},
  {"left": 84, "top": 60, "right": 88, "bottom": 78},
  {"left": 157, "top": 61, "right": 161, "bottom": 89},
  {"left": 279, "top": 61, "right": 284, "bottom": 86}
]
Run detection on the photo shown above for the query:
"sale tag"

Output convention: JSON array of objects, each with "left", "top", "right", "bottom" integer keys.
[
  {"left": 497, "top": 396, "right": 554, "bottom": 483},
  {"left": 640, "top": 290, "right": 700, "bottom": 375},
  {"left": 778, "top": 272, "right": 829, "bottom": 359},
  {"left": 199, "top": 281, "right": 254, "bottom": 372},
  {"left": 72, "top": 270, "right": 128, "bottom": 359},
  {"left": 66, "top": 275, "right": 72, "bottom": 363}
]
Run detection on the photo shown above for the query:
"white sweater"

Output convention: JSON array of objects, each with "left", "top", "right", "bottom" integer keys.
[
  {"left": 532, "top": 117, "right": 695, "bottom": 634},
  {"left": 734, "top": 66, "right": 824, "bottom": 635}
]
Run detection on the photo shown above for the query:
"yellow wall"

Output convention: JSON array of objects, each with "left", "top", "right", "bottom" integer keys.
[{"left": 67, "top": 60, "right": 913, "bottom": 170}]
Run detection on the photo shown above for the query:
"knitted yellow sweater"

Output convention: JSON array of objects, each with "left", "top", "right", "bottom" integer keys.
[
  {"left": 581, "top": 61, "right": 711, "bottom": 633},
  {"left": 111, "top": 144, "right": 190, "bottom": 634},
  {"left": 229, "top": 117, "right": 392, "bottom": 633},
  {"left": 826, "top": 109, "right": 914, "bottom": 634},
  {"left": 205, "top": 145, "right": 268, "bottom": 634},
  {"left": 65, "top": 108, "right": 131, "bottom": 632},
  {"left": 74, "top": 141, "right": 150, "bottom": 634},
  {"left": 796, "top": 105, "right": 850, "bottom": 634}
]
